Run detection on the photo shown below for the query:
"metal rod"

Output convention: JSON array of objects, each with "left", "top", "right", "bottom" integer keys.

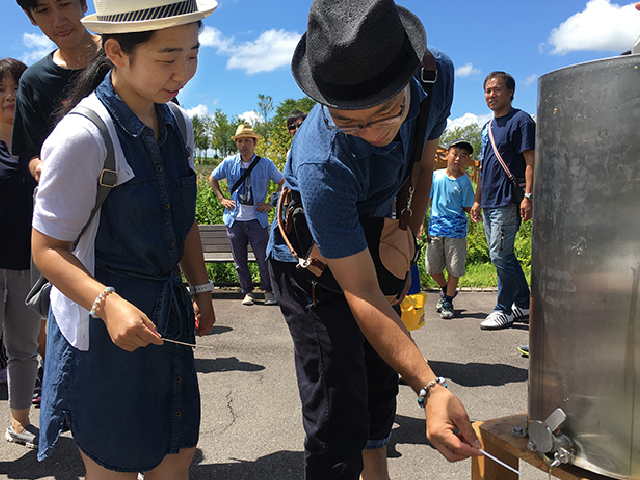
[
  {"left": 479, "top": 448, "right": 522, "bottom": 475},
  {"left": 160, "top": 337, "right": 216, "bottom": 349}
]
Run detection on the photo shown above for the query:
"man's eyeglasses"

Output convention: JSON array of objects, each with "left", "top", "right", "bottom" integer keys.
[
  {"left": 288, "top": 122, "right": 304, "bottom": 132},
  {"left": 322, "top": 84, "right": 408, "bottom": 134}
]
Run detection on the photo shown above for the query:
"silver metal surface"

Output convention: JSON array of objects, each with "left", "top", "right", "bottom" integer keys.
[{"left": 530, "top": 53, "right": 640, "bottom": 479}]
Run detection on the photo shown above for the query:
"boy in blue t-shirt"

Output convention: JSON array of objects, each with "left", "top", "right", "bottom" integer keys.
[{"left": 426, "top": 139, "right": 475, "bottom": 319}]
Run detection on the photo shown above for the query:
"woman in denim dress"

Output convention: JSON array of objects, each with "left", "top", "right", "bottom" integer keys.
[{"left": 31, "top": 1, "right": 218, "bottom": 477}]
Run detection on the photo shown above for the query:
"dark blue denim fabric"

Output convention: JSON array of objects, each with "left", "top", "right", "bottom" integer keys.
[
  {"left": 269, "top": 259, "right": 398, "bottom": 480},
  {"left": 37, "top": 74, "right": 200, "bottom": 471},
  {"left": 482, "top": 205, "right": 530, "bottom": 312}
]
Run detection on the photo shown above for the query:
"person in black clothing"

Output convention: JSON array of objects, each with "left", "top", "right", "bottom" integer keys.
[
  {"left": 12, "top": 0, "right": 101, "bottom": 392},
  {"left": 0, "top": 57, "right": 41, "bottom": 449},
  {"left": 12, "top": 0, "right": 100, "bottom": 181}
]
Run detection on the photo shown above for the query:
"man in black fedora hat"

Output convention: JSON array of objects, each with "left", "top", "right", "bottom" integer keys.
[{"left": 267, "top": 0, "right": 481, "bottom": 478}]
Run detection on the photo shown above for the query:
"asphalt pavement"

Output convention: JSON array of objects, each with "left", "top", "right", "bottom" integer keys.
[{"left": 0, "top": 289, "right": 554, "bottom": 480}]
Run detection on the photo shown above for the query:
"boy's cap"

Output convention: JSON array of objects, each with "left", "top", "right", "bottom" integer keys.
[
  {"left": 447, "top": 139, "right": 473, "bottom": 155},
  {"left": 291, "top": 0, "right": 426, "bottom": 110},
  {"left": 82, "top": 0, "right": 217, "bottom": 34}
]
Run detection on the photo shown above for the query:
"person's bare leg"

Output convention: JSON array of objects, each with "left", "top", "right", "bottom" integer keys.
[
  {"left": 144, "top": 447, "right": 196, "bottom": 480},
  {"left": 79, "top": 449, "right": 138, "bottom": 480},
  {"left": 446, "top": 275, "right": 459, "bottom": 297},
  {"left": 10, "top": 408, "right": 31, "bottom": 433},
  {"left": 360, "top": 446, "right": 391, "bottom": 480},
  {"left": 430, "top": 272, "right": 447, "bottom": 290}
]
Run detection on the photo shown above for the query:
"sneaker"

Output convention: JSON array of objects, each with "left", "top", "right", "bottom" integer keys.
[
  {"left": 241, "top": 293, "right": 255, "bottom": 306},
  {"left": 480, "top": 311, "right": 514, "bottom": 330},
  {"left": 440, "top": 302, "right": 454, "bottom": 319},
  {"left": 5, "top": 424, "right": 39, "bottom": 449},
  {"left": 517, "top": 344, "right": 529, "bottom": 357},
  {"left": 435, "top": 288, "right": 459, "bottom": 312},
  {"left": 435, "top": 292, "right": 445, "bottom": 312},
  {"left": 264, "top": 291, "right": 277, "bottom": 306},
  {"left": 512, "top": 304, "right": 530, "bottom": 323}
]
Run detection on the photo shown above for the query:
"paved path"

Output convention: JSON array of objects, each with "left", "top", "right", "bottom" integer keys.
[{"left": 0, "top": 290, "right": 552, "bottom": 480}]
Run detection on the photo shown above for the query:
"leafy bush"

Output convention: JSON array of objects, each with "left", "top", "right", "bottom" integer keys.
[{"left": 194, "top": 175, "right": 533, "bottom": 289}]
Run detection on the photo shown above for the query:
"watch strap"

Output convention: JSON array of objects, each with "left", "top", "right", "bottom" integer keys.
[{"left": 187, "top": 281, "right": 215, "bottom": 295}]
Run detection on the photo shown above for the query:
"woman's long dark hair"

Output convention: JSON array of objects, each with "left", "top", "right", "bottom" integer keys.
[{"left": 58, "top": 30, "right": 157, "bottom": 120}]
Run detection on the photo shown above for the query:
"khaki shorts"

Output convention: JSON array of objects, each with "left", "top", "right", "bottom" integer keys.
[{"left": 425, "top": 236, "right": 467, "bottom": 278}]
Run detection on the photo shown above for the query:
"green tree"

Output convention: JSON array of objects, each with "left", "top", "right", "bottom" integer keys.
[
  {"left": 191, "top": 113, "right": 211, "bottom": 161},
  {"left": 210, "top": 109, "right": 237, "bottom": 158},
  {"left": 266, "top": 97, "right": 317, "bottom": 170}
]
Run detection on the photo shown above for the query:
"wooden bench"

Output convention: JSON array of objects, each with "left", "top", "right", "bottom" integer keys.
[{"left": 198, "top": 224, "right": 256, "bottom": 263}]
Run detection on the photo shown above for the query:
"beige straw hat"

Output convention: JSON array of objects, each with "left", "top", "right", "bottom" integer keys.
[
  {"left": 232, "top": 124, "right": 261, "bottom": 141},
  {"left": 82, "top": 0, "right": 217, "bottom": 34}
]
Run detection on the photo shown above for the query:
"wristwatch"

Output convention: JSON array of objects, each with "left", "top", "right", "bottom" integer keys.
[
  {"left": 187, "top": 281, "right": 215, "bottom": 295},
  {"left": 524, "top": 193, "right": 533, "bottom": 201}
]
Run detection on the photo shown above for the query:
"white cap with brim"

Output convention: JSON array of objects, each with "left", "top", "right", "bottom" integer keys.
[{"left": 82, "top": 0, "right": 217, "bottom": 34}]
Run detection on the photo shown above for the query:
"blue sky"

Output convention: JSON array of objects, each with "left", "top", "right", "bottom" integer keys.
[{"left": 2, "top": 0, "right": 639, "bottom": 131}]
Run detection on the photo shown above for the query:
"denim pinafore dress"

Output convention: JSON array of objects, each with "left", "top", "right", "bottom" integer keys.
[{"left": 38, "top": 78, "right": 200, "bottom": 473}]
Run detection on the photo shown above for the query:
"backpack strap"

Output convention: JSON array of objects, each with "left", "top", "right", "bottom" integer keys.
[
  {"left": 167, "top": 101, "right": 192, "bottom": 161},
  {"left": 396, "top": 50, "right": 437, "bottom": 230},
  {"left": 69, "top": 106, "right": 118, "bottom": 246}
]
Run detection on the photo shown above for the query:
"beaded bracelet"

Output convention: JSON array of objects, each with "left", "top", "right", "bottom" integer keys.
[
  {"left": 90, "top": 286, "right": 115, "bottom": 318},
  {"left": 417, "top": 376, "right": 447, "bottom": 409}
]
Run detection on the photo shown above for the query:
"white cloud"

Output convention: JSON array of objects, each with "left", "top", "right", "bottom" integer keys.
[
  {"left": 199, "top": 26, "right": 301, "bottom": 75},
  {"left": 446, "top": 112, "right": 493, "bottom": 131},
  {"left": 522, "top": 74, "right": 538, "bottom": 87},
  {"left": 226, "top": 29, "right": 301, "bottom": 74},
  {"left": 186, "top": 104, "right": 210, "bottom": 118},
  {"left": 548, "top": 0, "right": 640, "bottom": 54},
  {"left": 455, "top": 62, "right": 481, "bottom": 78},
  {"left": 199, "top": 26, "right": 235, "bottom": 53},
  {"left": 21, "top": 32, "right": 55, "bottom": 64},
  {"left": 238, "top": 110, "right": 262, "bottom": 126}
]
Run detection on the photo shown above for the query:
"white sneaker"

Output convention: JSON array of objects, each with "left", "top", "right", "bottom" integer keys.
[
  {"left": 480, "top": 311, "right": 514, "bottom": 330},
  {"left": 264, "top": 291, "right": 277, "bottom": 306},
  {"left": 242, "top": 293, "right": 255, "bottom": 306},
  {"left": 512, "top": 304, "right": 530, "bottom": 323}
]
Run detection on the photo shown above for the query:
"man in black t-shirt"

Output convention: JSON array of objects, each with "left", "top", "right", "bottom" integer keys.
[
  {"left": 11, "top": 0, "right": 100, "bottom": 413},
  {"left": 12, "top": 0, "right": 100, "bottom": 182}
]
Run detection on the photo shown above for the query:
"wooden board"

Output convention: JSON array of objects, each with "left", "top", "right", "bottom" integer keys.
[{"left": 472, "top": 414, "right": 624, "bottom": 480}]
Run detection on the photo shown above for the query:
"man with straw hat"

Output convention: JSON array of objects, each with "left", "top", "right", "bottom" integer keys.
[
  {"left": 267, "top": 0, "right": 481, "bottom": 478},
  {"left": 210, "top": 123, "right": 284, "bottom": 306}
]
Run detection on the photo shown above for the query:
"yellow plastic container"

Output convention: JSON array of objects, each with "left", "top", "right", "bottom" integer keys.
[{"left": 400, "top": 291, "right": 427, "bottom": 331}]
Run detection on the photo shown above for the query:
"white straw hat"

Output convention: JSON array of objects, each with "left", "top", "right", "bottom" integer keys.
[{"left": 82, "top": 0, "right": 217, "bottom": 34}]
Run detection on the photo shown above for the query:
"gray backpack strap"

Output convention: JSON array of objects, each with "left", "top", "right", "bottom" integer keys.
[
  {"left": 166, "top": 101, "right": 192, "bottom": 160},
  {"left": 69, "top": 106, "right": 118, "bottom": 244}
]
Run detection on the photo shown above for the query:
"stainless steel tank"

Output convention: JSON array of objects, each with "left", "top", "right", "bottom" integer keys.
[{"left": 529, "top": 54, "right": 640, "bottom": 479}]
